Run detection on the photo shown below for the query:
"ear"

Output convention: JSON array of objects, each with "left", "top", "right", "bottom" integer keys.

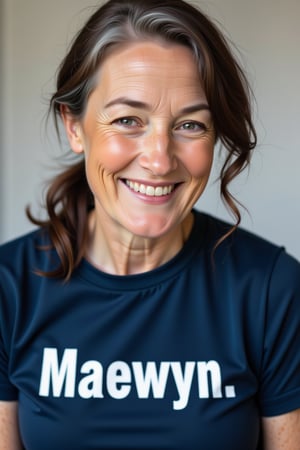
[{"left": 60, "top": 105, "right": 84, "bottom": 154}]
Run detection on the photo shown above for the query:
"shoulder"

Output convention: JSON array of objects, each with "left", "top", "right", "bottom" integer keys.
[
  {"left": 197, "top": 210, "right": 280, "bottom": 253},
  {"left": 196, "top": 210, "right": 298, "bottom": 269},
  {"left": 0, "top": 228, "right": 48, "bottom": 255},
  {"left": 0, "top": 228, "right": 54, "bottom": 280},
  {"left": 194, "top": 210, "right": 300, "bottom": 296},
  {"left": 0, "top": 228, "right": 57, "bottom": 335}
]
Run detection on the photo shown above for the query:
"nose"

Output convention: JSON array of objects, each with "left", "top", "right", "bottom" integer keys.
[{"left": 139, "top": 129, "right": 178, "bottom": 176}]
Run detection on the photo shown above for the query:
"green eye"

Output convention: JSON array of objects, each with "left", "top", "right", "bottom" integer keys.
[
  {"left": 180, "top": 122, "right": 206, "bottom": 131},
  {"left": 183, "top": 122, "right": 196, "bottom": 130},
  {"left": 115, "top": 117, "right": 138, "bottom": 127}
]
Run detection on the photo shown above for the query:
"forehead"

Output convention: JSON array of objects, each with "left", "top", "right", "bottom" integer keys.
[
  {"left": 95, "top": 41, "right": 204, "bottom": 97},
  {"left": 102, "top": 40, "right": 198, "bottom": 71}
]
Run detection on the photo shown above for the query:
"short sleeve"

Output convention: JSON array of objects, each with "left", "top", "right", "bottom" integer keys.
[
  {"left": 0, "top": 280, "right": 19, "bottom": 400},
  {"left": 0, "top": 339, "right": 18, "bottom": 400},
  {"left": 259, "top": 250, "right": 300, "bottom": 416}
]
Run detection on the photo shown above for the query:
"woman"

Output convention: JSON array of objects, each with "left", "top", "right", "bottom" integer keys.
[{"left": 0, "top": 0, "right": 299, "bottom": 448}]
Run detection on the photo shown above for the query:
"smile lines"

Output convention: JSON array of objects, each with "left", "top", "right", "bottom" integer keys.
[{"left": 125, "top": 180, "right": 175, "bottom": 197}]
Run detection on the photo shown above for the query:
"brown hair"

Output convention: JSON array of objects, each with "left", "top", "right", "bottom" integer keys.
[{"left": 28, "top": 0, "right": 256, "bottom": 280}]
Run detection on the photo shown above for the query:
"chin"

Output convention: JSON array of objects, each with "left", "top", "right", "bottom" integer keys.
[{"left": 123, "top": 214, "right": 178, "bottom": 240}]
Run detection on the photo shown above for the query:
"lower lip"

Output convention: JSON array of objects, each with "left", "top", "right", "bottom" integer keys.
[{"left": 123, "top": 182, "right": 179, "bottom": 205}]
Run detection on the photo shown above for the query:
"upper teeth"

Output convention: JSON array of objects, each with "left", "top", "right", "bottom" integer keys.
[{"left": 126, "top": 180, "right": 174, "bottom": 197}]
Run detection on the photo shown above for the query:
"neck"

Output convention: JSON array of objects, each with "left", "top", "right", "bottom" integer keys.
[{"left": 85, "top": 211, "right": 194, "bottom": 275}]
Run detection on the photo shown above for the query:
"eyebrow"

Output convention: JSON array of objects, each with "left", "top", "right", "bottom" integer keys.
[
  {"left": 104, "top": 96, "right": 210, "bottom": 114},
  {"left": 104, "top": 97, "right": 151, "bottom": 110}
]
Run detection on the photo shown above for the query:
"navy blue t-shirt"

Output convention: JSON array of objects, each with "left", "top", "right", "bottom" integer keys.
[{"left": 0, "top": 211, "right": 300, "bottom": 450}]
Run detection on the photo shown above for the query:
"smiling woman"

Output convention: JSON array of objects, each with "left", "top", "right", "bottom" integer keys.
[
  {"left": 0, "top": 0, "right": 300, "bottom": 449},
  {"left": 61, "top": 41, "right": 215, "bottom": 264},
  {"left": 31, "top": 0, "right": 256, "bottom": 279}
]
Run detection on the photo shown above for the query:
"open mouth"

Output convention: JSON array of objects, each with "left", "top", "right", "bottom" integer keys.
[{"left": 124, "top": 180, "right": 179, "bottom": 197}]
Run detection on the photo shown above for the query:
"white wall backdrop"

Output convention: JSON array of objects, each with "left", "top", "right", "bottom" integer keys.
[{"left": 1, "top": 0, "right": 300, "bottom": 259}]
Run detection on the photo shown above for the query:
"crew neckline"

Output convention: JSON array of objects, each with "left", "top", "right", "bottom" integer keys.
[{"left": 76, "top": 210, "right": 207, "bottom": 291}]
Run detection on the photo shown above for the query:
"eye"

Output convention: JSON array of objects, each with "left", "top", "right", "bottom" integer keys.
[
  {"left": 113, "top": 117, "right": 140, "bottom": 128},
  {"left": 176, "top": 121, "right": 207, "bottom": 132}
]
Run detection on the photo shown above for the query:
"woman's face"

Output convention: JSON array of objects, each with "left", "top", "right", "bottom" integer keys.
[{"left": 65, "top": 41, "right": 215, "bottom": 239}]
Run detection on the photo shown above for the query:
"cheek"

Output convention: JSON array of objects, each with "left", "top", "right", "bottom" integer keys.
[
  {"left": 87, "top": 134, "right": 136, "bottom": 173},
  {"left": 181, "top": 141, "right": 214, "bottom": 179}
]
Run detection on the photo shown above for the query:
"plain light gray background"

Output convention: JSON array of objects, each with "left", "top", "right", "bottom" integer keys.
[{"left": 1, "top": 0, "right": 299, "bottom": 259}]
